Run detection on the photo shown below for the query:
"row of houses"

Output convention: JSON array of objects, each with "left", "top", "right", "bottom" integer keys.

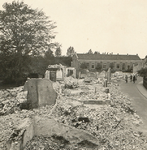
[
  {"left": 71, "top": 53, "right": 142, "bottom": 73},
  {"left": 44, "top": 53, "right": 144, "bottom": 80}
]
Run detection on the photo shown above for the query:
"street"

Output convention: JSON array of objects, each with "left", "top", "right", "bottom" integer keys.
[{"left": 120, "top": 76, "right": 147, "bottom": 132}]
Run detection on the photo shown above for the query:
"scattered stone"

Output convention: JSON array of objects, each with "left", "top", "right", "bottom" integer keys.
[
  {"left": 1, "top": 73, "right": 147, "bottom": 150},
  {"left": 104, "top": 88, "right": 109, "bottom": 93},
  {"left": 78, "top": 117, "right": 90, "bottom": 123},
  {"left": 0, "top": 102, "right": 4, "bottom": 109},
  {"left": 84, "top": 77, "right": 92, "bottom": 83},
  {"left": 64, "top": 76, "right": 78, "bottom": 89}
]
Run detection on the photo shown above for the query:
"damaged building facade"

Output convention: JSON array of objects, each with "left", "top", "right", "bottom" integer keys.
[
  {"left": 45, "top": 64, "right": 76, "bottom": 81},
  {"left": 71, "top": 53, "right": 142, "bottom": 73}
]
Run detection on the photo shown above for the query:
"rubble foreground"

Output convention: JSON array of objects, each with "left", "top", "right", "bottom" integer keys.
[{"left": 0, "top": 77, "right": 147, "bottom": 150}]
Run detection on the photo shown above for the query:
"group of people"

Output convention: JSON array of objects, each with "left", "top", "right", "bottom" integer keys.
[{"left": 125, "top": 74, "right": 137, "bottom": 83}]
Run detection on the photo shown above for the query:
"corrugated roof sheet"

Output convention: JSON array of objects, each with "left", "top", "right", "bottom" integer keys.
[{"left": 77, "top": 54, "right": 141, "bottom": 60}]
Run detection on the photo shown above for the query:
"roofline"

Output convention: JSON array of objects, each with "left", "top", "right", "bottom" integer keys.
[
  {"left": 78, "top": 59, "right": 142, "bottom": 61},
  {"left": 76, "top": 53, "right": 141, "bottom": 60},
  {"left": 77, "top": 53, "right": 140, "bottom": 56}
]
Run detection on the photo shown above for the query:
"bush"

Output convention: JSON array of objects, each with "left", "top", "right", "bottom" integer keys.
[{"left": 138, "top": 67, "right": 147, "bottom": 77}]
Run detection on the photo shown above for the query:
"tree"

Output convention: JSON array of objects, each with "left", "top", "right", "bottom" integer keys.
[
  {"left": 30, "top": 56, "right": 48, "bottom": 75},
  {"left": 44, "top": 48, "right": 54, "bottom": 65},
  {"left": 144, "top": 55, "right": 147, "bottom": 65},
  {"left": 66, "top": 46, "right": 75, "bottom": 56},
  {"left": 53, "top": 56, "right": 72, "bottom": 66},
  {"left": 0, "top": 1, "right": 56, "bottom": 83},
  {"left": 137, "top": 67, "right": 147, "bottom": 77},
  {"left": 55, "top": 47, "right": 62, "bottom": 57},
  {"left": 44, "top": 48, "right": 54, "bottom": 59},
  {"left": 94, "top": 51, "right": 100, "bottom": 54},
  {"left": 87, "top": 49, "right": 93, "bottom": 54}
]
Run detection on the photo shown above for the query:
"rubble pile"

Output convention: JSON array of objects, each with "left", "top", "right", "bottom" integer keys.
[
  {"left": 51, "top": 104, "right": 147, "bottom": 149},
  {"left": 49, "top": 80, "right": 147, "bottom": 150},
  {"left": 0, "top": 76, "right": 147, "bottom": 149},
  {"left": 62, "top": 84, "right": 109, "bottom": 102},
  {"left": 64, "top": 76, "right": 78, "bottom": 89},
  {"left": 0, "top": 105, "right": 55, "bottom": 150},
  {"left": 0, "top": 86, "right": 28, "bottom": 116},
  {"left": 53, "top": 81, "right": 62, "bottom": 94},
  {"left": 25, "top": 134, "right": 100, "bottom": 150},
  {"left": 24, "top": 135, "right": 98, "bottom": 150},
  {"left": 24, "top": 135, "right": 71, "bottom": 150}
]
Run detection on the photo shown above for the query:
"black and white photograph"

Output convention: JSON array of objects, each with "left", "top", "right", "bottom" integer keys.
[{"left": 0, "top": 0, "right": 147, "bottom": 149}]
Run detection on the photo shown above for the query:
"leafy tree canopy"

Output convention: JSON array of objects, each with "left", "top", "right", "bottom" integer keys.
[
  {"left": 44, "top": 48, "right": 54, "bottom": 59},
  {"left": 137, "top": 67, "right": 147, "bottom": 77},
  {"left": 94, "top": 51, "right": 100, "bottom": 54},
  {"left": 66, "top": 46, "right": 75, "bottom": 56},
  {"left": 0, "top": 1, "right": 56, "bottom": 56},
  {"left": 0, "top": 1, "right": 56, "bottom": 83},
  {"left": 55, "top": 47, "right": 62, "bottom": 57},
  {"left": 87, "top": 49, "right": 93, "bottom": 54}
]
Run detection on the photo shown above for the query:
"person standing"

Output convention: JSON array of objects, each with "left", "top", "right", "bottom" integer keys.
[
  {"left": 135, "top": 74, "right": 137, "bottom": 81},
  {"left": 133, "top": 75, "right": 136, "bottom": 83},
  {"left": 130, "top": 74, "right": 132, "bottom": 82},
  {"left": 125, "top": 75, "right": 128, "bottom": 83}
]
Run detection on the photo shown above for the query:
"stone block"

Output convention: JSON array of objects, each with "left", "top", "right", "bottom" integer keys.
[
  {"left": 20, "top": 119, "right": 34, "bottom": 147},
  {"left": 34, "top": 116, "right": 99, "bottom": 145},
  {"left": 24, "top": 79, "right": 38, "bottom": 108},
  {"left": 37, "top": 79, "right": 57, "bottom": 106},
  {"left": 24, "top": 79, "right": 57, "bottom": 109},
  {"left": 6, "top": 118, "right": 34, "bottom": 150},
  {"left": 7, "top": 116, "right": 99, "bottom": 149}
]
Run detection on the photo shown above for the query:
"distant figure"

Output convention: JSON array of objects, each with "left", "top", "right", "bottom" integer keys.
[
  {"left": 133, "top": 75, "right": 136, "bottom": 83},
  {"left": 130, "top": 75, "right": 132, "bottom": 82},
  {"left": 125, "top": 75, "right": 128, "bottom": 83},
  {"left": 135, "top": 74, "right": 137, "bottom": 81}
]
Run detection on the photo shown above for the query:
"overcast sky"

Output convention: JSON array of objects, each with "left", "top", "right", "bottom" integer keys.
[{"left": 0, "top": 0, "right": 147, "bottom": 58}]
